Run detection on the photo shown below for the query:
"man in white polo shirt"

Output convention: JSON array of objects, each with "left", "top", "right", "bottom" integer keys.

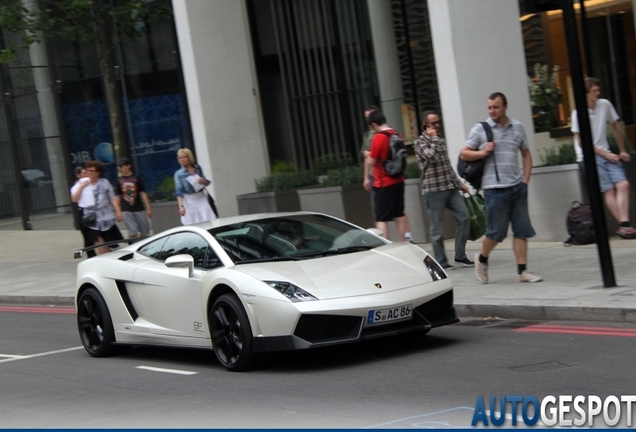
[{"left": 571, "top": 77, "right": 635, "bottom": 239}]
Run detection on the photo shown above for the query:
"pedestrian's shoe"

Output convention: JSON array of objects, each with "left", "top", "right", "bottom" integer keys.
[
  {"left": 442, "top": 263, "right": 455, "bottom": 271},
  {"left": 616, "top": 226, "right": 636, "bottom": 239},
  {"left": 474, "top": 252, "right": 488, "bottom": 283},
  {"left": 517, "top": 270, "right": 543, "bottom": 283},
  {"left": 454, "top": 257, "right": 475, "bottom": 267}
]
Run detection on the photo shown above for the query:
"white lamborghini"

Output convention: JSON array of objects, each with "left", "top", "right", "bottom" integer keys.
[{"left": 75, "top": 212, "right": 458, "bottom": 371}]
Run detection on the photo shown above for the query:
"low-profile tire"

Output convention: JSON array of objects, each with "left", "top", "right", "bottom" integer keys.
[
  {"left": 210, "top": 294, "right": 254, "bottom": 371},
  {"left": 77, "top": 287, "right": 116, "bottom": 357}
]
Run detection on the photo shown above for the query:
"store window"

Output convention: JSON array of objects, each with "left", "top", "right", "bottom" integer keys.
[{"left": 519, "top": 0, "right": 635, "bottom": 148}]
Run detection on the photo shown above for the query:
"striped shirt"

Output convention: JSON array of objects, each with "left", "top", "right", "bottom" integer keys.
[{"left": 414, "top": 132, "right": 463, "bottom": 194}]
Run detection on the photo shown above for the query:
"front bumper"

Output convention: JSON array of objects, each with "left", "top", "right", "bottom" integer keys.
[{"left": 252, "top": 289, "right": 459, "bottom": 353}]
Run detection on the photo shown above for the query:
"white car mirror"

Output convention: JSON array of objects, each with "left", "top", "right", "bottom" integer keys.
[{"left": 165, "top": 254, "right": 194, "bottom": 277}]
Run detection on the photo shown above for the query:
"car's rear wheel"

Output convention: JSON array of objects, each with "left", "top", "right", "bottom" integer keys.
[
  {"left": 210, "top": 294, "right": 254, "bottom": 371},
  {"left": 77, "top": 287, "right": 116, "bottom": 357}
]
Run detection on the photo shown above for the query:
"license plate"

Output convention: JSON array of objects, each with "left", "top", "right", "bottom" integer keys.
[{"left": 367, "top": 304, "right": 412, "bottom": 324}]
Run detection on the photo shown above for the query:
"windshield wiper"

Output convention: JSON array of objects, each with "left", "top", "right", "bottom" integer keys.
[
  {"left": 235, "top": 256, "right": 299, "bottom": 264},
  {"left": 289, "top": 245, "right": 374, "bottom": 259}
]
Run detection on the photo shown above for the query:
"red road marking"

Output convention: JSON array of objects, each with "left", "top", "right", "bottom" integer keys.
[
  {"left": 0, "top": 305, "right": 76, "bottom": 314},
  {"left": 514, "top": 324, "right": 636, "bottom": 338}
]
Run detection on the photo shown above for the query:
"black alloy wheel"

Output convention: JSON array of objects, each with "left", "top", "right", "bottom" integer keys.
[
  {"left": 77, "top": 287, "right": 116, "bottom": 357},
  {"left": 210, "top": 294, "right": 254, "bottom": 371}
]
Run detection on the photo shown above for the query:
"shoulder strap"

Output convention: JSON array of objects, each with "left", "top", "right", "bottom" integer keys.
[
  {"left": 478, "top": 121, "right": 499, "bottom": 183},
  {"left": 479, "top": 121, "right": 493, "bottom": 142}
]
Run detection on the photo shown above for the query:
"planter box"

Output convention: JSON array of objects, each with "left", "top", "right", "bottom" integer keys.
[
  {"left": 528, "top": 164, "right": 583, "bottom": 241},
  {"left": 236, "top": 189, "right": 301, "bottom": 215},
  {"left": 151, "top": 201, "right": 181, "bottom": 233},
  {"left": 297, "top": 183, "right": 375, "bottom": 229}
]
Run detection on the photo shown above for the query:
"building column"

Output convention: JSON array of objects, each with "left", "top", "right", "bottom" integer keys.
[
  {"left": 172, "top": 0, "right": 269, "bottom": 216},
  {"left": 428, "top": 0, "right": 537, "bottom": 165},
  {"left": 367, "top": 0, "right": 404, "bottom": 132}
]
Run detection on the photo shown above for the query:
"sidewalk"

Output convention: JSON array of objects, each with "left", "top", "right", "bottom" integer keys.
[{"left": 0, "top": 229, "right": 635, "bottom": 323}]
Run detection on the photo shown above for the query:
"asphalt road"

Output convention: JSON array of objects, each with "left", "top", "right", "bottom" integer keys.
[{"left": 1, "top": 308, "right": 636, "bottom": 428}]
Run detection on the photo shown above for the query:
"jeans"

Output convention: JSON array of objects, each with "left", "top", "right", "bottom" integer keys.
[
  {"left": 483, "top": 182, "right": 535, "bottom": 242},
  {"left": 423, "top": 189, "right": 470, "bottom": 266}
]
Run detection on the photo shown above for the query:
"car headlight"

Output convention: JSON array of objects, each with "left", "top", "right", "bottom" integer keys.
[
  {"left": 265, "top": 281, "right": 318, "bottom": 302},
  {"left": 424, "top": 255, "right": 448, "bottom": 281}
]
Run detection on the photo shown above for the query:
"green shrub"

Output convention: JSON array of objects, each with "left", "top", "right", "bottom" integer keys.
[
  {"left": 540, "top": 142, "right": 576, "bottom": 166},
  {"left": 271, "top": 160, "right": 296, "bottom": 174},
  {"left": 404, "top": 161, "right": 421, "bottom": 179},
  {"left": 255, "top": 170, "right": 319, "bottom": 193},
  {"left": 311, "top": 153, "right": 353, "bottom": 175},
  {"left": 149, "top": 175, "right": 176, "bottom": 202},
  {"left": 323, "top": 166, "right": 364, "bottom": 187}
]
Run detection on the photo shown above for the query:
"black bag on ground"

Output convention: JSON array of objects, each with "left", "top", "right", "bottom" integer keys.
[
  {"left": 457, "top": 121, "right": 498, "bottom": 190},
  {"left": 564, "top": 201, "right": 595, "bottom": 246}
]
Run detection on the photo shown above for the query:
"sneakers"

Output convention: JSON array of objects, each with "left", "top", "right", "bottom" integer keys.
[
  {"left": 454, "top": 257, "right": 475, "bottom": 267},
  {"left": 442, "top": 263, "right": 455, "bottom": 271},
  {"left": 518, "top": 270, "right": 543, "bottom": 283},
  {"left": 616, "top": 226, "right": 636, "bottom": 239},
  {"left": 474, "top": 253, "right": 488, "bottom": 283}
]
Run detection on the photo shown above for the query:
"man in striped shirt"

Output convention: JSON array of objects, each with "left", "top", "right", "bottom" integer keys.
[{"left": 414, "top": 110, "right": 472, "bottom": 270}]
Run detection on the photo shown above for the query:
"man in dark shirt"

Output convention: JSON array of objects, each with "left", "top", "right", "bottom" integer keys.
[{"left": 115, "top": 158, "right": 152, "bottom": 238}]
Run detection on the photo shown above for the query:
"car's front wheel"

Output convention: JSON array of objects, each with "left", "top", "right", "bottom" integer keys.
[
  {"left": 77, "top": 287, "right": 116, "bottom": 357},
  {"left": 210, "top": 294, "right": 254, "bottom": 371}
]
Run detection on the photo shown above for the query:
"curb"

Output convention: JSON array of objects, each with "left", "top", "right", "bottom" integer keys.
[
  {"left": 455, "top": 304, "right": 636, "bottom": 324},
  {"left": 0, "top": 295, "right": 75, "bottom": 307}
]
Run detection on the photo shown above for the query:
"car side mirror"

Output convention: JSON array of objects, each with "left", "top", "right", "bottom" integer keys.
[{"left": 165, "top": 254, "right": 194, "bottom": 277}]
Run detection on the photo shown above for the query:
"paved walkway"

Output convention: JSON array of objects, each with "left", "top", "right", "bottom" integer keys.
[{"left": 0, "top": 228, "right": 635, "bottom": 323}]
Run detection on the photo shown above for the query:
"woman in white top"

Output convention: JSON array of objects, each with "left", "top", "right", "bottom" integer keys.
[
  {"left": 174, "top": 148, "right": 216, "bottom": 225},
  {"left": 71, "top": 160, "right": 123, "bottom": 255}
]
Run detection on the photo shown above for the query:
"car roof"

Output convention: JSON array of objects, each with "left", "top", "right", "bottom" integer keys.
[{"left": 186, "top": 211, "right": 330, "bottom": 230}]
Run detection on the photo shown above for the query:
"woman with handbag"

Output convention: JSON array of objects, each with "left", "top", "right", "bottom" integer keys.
[
  {"left": 71, "top": 160, "right": 123, "bottom": 255},
  {"left": 174, "top": 148, "right": 217, "bottom": 225}
]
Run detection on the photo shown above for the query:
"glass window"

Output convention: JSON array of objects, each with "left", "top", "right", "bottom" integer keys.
[{"left": 138, "top": 232, "right": 221, "bottom": 270}]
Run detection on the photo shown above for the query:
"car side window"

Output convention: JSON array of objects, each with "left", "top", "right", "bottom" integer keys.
[
  {"left": 137, "top": 236, "right": 169, "bottom": 260},
  {"left": 155, "top": 232, "right": 222, "bottom": 271}
]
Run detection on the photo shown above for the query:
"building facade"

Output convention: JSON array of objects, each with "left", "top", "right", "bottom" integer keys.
[{"left": 0, "top": 0, "right": 634, "bottom": 237}]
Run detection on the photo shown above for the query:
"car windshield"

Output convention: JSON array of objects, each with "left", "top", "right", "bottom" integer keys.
[{"left": 209, "top": 214, "right": 387, "bottom": 264}]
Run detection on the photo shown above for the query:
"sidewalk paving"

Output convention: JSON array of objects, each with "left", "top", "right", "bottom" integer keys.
[{"left": 0, "top": 229, "right": 635, "bottom": 323}]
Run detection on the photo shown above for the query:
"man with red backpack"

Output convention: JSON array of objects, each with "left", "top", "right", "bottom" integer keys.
[{"left": 364, "top": 109, "right": 407, "bottom": 241}]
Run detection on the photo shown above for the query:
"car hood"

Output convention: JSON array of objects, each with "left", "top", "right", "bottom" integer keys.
[{"left": 234, "top": 243, "right": 432, "bottom": 300}]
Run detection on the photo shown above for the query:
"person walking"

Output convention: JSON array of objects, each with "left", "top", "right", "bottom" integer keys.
[
  {"left": 571, "top": 77, "right": 635, "bottom": 239},
  {"left": 174, "top": 148, "right": 216, "bottom": 225},
  {"left": 461, "top": 92, "right": 542, "bottom": 284},
  {"left": 71, "top": 160, "right": 124, "bottom": 255},
  {"left": 361, "top": 106, "right": 413, "bottom": 242},
  {"left": 70, "top": 166, "right": 95, "bottom": 258},
  {"left": 365, "top": 109, "right": 408, "bottom": 241},
  {"left": 115, "top": 158, "right": 152, "bottom": 238},
  {"left": 414, "top": 110, "right": 472, "bottom": 271}
]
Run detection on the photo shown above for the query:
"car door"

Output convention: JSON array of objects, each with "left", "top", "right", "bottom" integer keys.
[{"left": 132, "top": 231, "right": 222, "bottom": 338}]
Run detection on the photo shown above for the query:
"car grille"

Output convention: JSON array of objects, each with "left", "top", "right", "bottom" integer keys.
[
  {"left": 294, "top": 314, "right": 362, "bottom": 344},
  {"left": 416, "top": 289, "right": 454, "bottom": 326}
]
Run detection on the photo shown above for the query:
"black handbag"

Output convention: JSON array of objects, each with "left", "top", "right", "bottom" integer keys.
[
  {"left": 205, "top": 190, "right": 219, "bottom": 218},
  {"left": 457, "top": 121, "right": 499, "bottom": 190},
  {"left": 81, "top": 212, "right": 96, "bottom": 227}
]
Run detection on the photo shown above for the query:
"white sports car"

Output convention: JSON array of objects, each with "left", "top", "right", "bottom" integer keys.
[{"left": 75, "top": 212, "right": 458, "bottom": 371}]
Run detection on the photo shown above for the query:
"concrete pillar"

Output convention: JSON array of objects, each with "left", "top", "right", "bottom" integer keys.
[
  {"left": 23, "top": 0, "right": 69, "bottom": 210},
  {"left": 172, "top": 0, "right": 269, "bottom": 216},
  {"left": 367, "top": 0, "right": 404, "bottom": 133},
  {"left": 428, "top": 0, "right": 537, "bottom": 166}
]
